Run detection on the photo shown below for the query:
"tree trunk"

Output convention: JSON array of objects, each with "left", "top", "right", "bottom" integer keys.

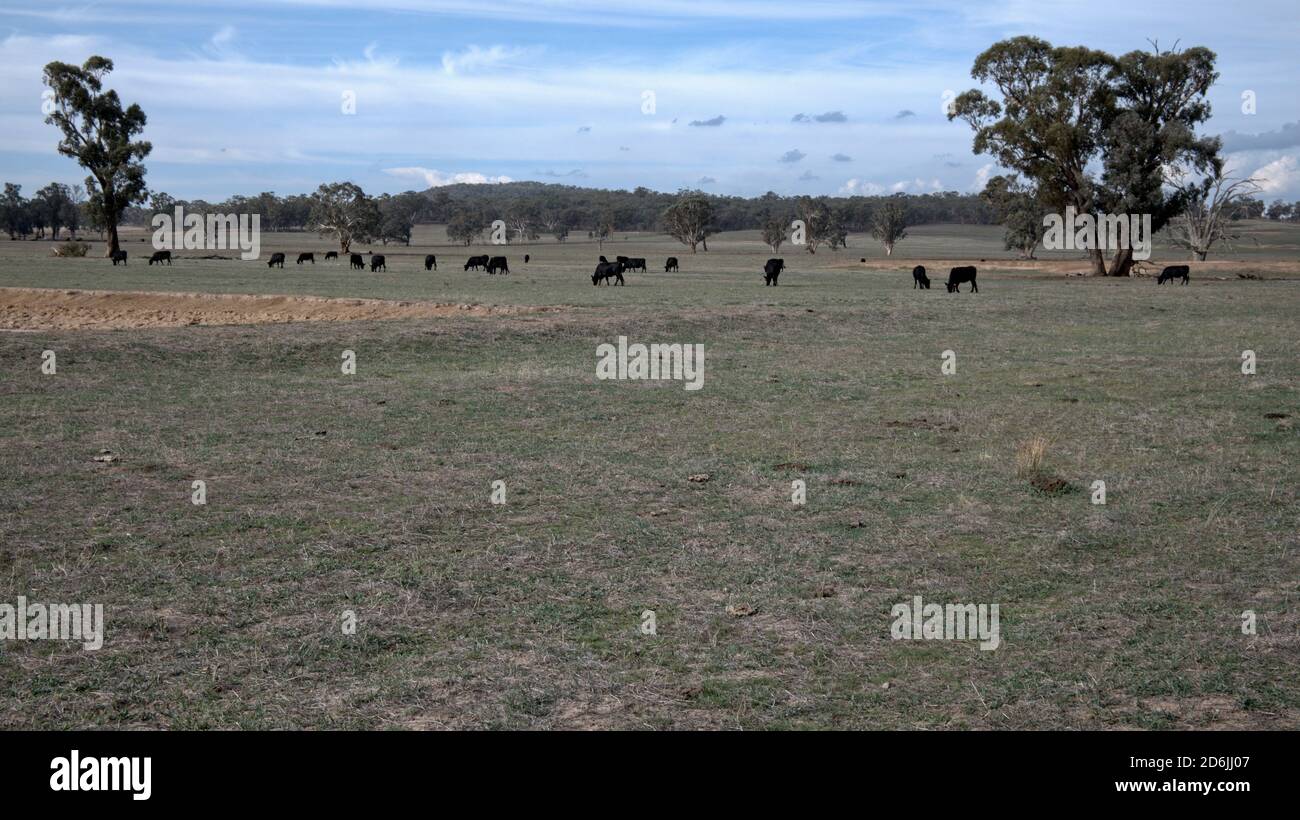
[
  {"left": 106, "top": 222, "right": 121, "bottom": 257},
  {"left": 1087, "top": 248, "right": 1108, "bottom": 276},
  {"left": 885, "top": 243, "right": 894, "bottom": 256},
  {"left": 1107, "top": 247, "right": 1134, "bottom": 277}
]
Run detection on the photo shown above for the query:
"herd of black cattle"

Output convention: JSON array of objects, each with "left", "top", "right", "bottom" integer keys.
[{"left": 104, "top": 248, "right": 1195, "bottom": 288}]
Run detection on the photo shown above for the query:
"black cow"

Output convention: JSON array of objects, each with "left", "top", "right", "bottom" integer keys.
[
  {"left": 1157, "top": 265, "right": 1190, "bottom": 285},
  {"left": 324, "top": 251, "right": 339, "bottom": 261},
  {"left": 424, "top": 254, "right": 438, "bottom": 271},
  {"left": 764, "top": 258, "right": 784, "bottom": 286},
  {"left": 464, "top": 255, "right": 489, "bottom": 271},
  {"left": 268, "top": 252, "right": 285, "bottom": 268},
  {"left": 616, "top": 256, "right": 630, "bottom": 267},
  {"left": 487, "top": 256, "right": 509, "bottom": 275},
  {"left": 370, "top": 254, "right": 386, "bottom": 272},
  {"left": 664, "top": 257, "right": 679, "bottom": 272},
  {"left": 946, "top": 265, "right": 978, "bottom": 293},
  {"left": 912, "top": 265, "right": 930, "bottom": 289},
  {"left": 148, "top": 250, "right": 172, "bottom": 266},
  {"left": 296, "top": 252, "right": 314, "bottom": 265},
  {"left": 110, "top": 250, "right": 128, "bottom": 266},
  {"left": 350, "top": 253, "right": 365, "bottom": 270},
  {"left": 625, "top": 257, "right": 647, "bottom": 273},
  {"left": 524, "top": 254, "right": 530, "bottom": 264},
  {"left": 592, "top": 260, "right": 625, "bottom": 286}
]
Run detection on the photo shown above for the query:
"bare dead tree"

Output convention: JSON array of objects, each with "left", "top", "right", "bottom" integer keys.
[{"left": 1166, "top": 164, "right": 1262, "bottom": 261}]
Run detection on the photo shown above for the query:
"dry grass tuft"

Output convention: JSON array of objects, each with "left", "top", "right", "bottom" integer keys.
[{"left": 1015, "top": 435, "right": 1051, "bottom": 477}]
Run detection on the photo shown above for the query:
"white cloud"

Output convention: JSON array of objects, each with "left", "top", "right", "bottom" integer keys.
[
  {"left": 384, "top": 166, "right": 513, "bottom": 187},
  {"left": 972, "top": 162, "right": 993, "bottom": 191},
  {"left": 441, "top": 45, "right": 527, "bottom": 75},
  {"left": 1251, "top": 155, "right": 1299, "bottom": 194},
  {"left": 839, "top": 178, "right": 885, "bottom": 195}
]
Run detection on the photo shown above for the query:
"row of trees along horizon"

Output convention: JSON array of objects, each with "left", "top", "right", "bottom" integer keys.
[{"left": 18, "top": 41, "right": 1298, "bottom": 270}]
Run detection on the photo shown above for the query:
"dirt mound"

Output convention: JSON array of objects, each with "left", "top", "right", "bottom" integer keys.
[{"left": 0, "top": 287, "right": 554, "bottom": 331}]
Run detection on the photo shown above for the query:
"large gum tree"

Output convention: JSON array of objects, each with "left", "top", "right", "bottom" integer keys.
[
  {"left": 950, "top": 37, "right": 1220, "bottom": 276},
  {"left": 43, "top": 56, "right": 151, "bottom": 258}
]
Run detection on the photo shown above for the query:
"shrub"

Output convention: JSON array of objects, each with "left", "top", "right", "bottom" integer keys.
[{"left": 52, "top": 241, "right": 90, "bottom": 258}]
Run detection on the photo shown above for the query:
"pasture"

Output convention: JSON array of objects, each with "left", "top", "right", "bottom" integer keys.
[{"left": 1, "top": 223, "right": 1297, "bottom": 729}]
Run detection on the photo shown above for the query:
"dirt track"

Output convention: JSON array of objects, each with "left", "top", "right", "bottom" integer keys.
[{"left": 0, "top": 288, "right": 554, "bottom": 331}]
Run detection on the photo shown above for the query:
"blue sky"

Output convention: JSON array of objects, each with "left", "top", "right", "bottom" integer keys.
[{"left": 1, "top": 0, "right": 1298, "bottom": 201}]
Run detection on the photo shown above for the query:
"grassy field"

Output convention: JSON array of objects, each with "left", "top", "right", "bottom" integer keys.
[{"left": 1, "top": 223, "right": 1297, "bottom": 729}]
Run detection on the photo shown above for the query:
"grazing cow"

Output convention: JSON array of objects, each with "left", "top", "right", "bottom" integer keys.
[
  {"left": 592, "top": 260, "right": 625, "bottom": 286},
  {"left": 324, "top": 251, "right": 339, "bottom": 261},
  {"left": 616, "top": 256, "right": 630, "bottom": 267},
  {"left": 625, "top": 257, "right": 647, "bottom": 273},
  {"left": 296, "top": 252, "right": 314, "bottom": 265},
  {"left": 524, "top": 254, "right": 530, "bottom": 264},
  {"left": 912, "top": 265, "right": 930, "bottom": 289},
  {"left": 946, "top": 266, "right": 978, "bottom": 293},
  {"left": 110, "top": 250, "right": 128, "bottom": 266},
  {"left": 665, "top": 257, "right": 679, "bottom": 272},
  {"left": 148, "top": 250, "right": 172, "bottom": 266},
  {"left": 268, "top": 252, "right": 286, "bottom": 268},
  {"left": 1157, "top": 264, "right": 1190, "bottom": 285},
  {"left": 350, "top": 253, "right": 365, "bottom": 270},
  {"left": 763, "top": 258, "right": 784, "bottom": 286},
  {"left": 424, "top": 254, "right": 438, "bottom": 271},
  {"left": 464, "top": 254, "right": 489, "bottom": 271},
  {"left": 370, "top": 254, "right": 386, "bottom": 272},
  {"left": 487, "top": 256, "right": 510, "bottom": 275}
]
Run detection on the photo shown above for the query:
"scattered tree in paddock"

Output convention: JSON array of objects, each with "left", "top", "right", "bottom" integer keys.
[
  {"left": 42, "top": 56, "right": 152, "bottom": 258},
  {"left": 662, "top": 191, "right": 715, "bottom": 253},
  {"left": 590, "top": 209, "right": 614, "bottom": 250},
  {"left": 870, "top": 202, "right": 909, "bottom": 256},
  {"left": 950, "top": 37, "right": 1222, "bottom": 276},
  {"left": 446, "top": 206, "right": 486, "bottom": 245},
  {"left": 762, "top": 218, "right": 787, "bottom": 253},
  {"left": 980, "top": 175, "right": 1047, "bottom": 258},
  {"left": 1165, "top": 163, "right": 1262, "bottom": 261},
  {"left": 309, "top": 182, "right": 381, "bottom": 254},
  {"left": 377, "top": 191, "right": 431, "bottom": 245}
]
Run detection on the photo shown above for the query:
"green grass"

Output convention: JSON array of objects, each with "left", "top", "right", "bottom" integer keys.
[{"left": 0, "top": 224, "right": 1297, "bottom": 729}]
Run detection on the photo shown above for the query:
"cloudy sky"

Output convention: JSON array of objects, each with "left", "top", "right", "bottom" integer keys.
[{"left": 1, "top": 0, "right": 1297, "bottom": 201}]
